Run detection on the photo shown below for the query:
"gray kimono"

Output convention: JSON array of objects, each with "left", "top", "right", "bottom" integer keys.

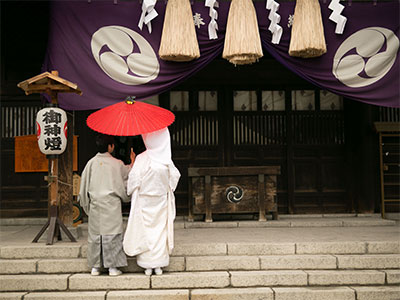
[{"left": 78, "top": 152, "right": 131, "bottom": 268}]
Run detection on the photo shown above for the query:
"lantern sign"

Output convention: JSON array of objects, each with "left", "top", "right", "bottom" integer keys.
[{"left": 36, "top": 107, "right": 67, "bottom": 155}]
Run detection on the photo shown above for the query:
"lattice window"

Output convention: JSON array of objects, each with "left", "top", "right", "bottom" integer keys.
[
  {"left": 170, "top": 112, "right": 219, "bottom": 147},
  {"left": 234, "top": 91, "right": 257, "bottom": 111},
  {"left": 233, "top": 113, "right": 287, "bottom": 145},
  {"left": 379, "top": 107, "right": 400, "bottom": 122},
  {"left": 170, "top": 91, "right": 189, "bottom": 111},
  {"left": 1, "top": 105, "right": 41, "bottom": 138},
  {"left": 198, "top": 91, "right": 218, "bottom": 111},
  {"left": 320, "top": 90, "right": 343, "bottom": 111},
  {"left": 262, "top": 90, "right": 285, "bottom": 111},
  {"left": 292, "top": 90, "right": 315, "bottom": 111},
  {"left": 292, "top": 112, "right": 345, "bottom": 145},
  {"left": 142, "top": 95, "right": 159, "bottom": 106}
]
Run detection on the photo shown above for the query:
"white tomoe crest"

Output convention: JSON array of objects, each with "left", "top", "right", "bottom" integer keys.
[
  {"left": 91, "top": 26, "right": 159, "bottom": 85},
  {"left": 333, "top": 27, "right": 399, "bottom": 88}
]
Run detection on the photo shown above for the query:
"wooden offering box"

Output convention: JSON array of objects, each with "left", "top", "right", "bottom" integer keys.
[{"left": 188, "top": 166, "right": 280, "bottom": 222}]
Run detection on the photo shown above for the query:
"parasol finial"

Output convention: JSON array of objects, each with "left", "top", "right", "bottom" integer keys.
[{"left": 125, "top": 96, "right": 136, "bottom": 105}]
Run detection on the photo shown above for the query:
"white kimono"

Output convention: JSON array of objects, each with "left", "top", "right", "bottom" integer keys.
[
  {"left": 78, "top": 152, "right": 131, "bottom": 268},
  {"left": 123, "top": 128, "right": 180, "bottom": 269}
]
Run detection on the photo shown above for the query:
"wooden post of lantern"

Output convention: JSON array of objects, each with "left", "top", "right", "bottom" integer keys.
[
  {"left": 17, "top": 71, "right": 82, "bottom": 245},
  {"left": 58, "top": 110, "right": 74, "bottom": 226}
]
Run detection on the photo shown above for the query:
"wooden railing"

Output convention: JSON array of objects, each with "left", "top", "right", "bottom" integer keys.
[
  {"left": 379, "top": 107, "right": 400, "bottom": 122},
  {"left": 233, "top": 112, "right": 286, "bottom": 145},
  {"left": 170, "top": 112, "right": 219, "bottom": 146},
  {"left": 291, "top": 111, "right": 345, "bottom": 145}
]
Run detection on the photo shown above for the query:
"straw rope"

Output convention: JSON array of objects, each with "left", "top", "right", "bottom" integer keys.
[
  {"left": 159, "top": 0, "right": 200, "bottom": 62},
  {"left": 222, "top": 0, "right": 263, "bottom": 65},
  {"left": 289, "top": 0, "right": 327, "bottom": 58}
]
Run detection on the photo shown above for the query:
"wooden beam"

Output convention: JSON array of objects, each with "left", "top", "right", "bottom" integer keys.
[
  {"left": 188, "top": 166, "right": 281, "bottom": 177},
  {"left": 374, "top": 122, "right": 400, "bottom": 133},
  {"left": 23, "top": 84, "right": 80, "bottom": 95}
]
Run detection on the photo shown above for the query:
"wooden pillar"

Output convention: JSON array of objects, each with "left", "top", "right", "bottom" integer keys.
[
  {"left": 188, "top": 177, "right": 194, "bottom": 222},
  {"left": 48, "top": 158, "right": 59, "bottom": 206},
  {"left": 205, "top": 175, "right": 212, "bottom": 222},
  {"left": 58, "top": 111, "right": 74, "bottom": 226},
  {"left": 286, "top": 89, "right": 294, "bottom": 214},
  {"left": 258, "top": 174, "right": 266, "bottom": 221},
  {"left": 344, "top": 99, "right": 379, "bottom": 213}
]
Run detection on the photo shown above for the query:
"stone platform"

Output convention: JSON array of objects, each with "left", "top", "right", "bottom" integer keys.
[{"left": 0, "top": 214, "right": 399, "bottom": 300}]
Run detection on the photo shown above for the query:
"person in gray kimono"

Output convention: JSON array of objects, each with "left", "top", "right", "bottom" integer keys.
[{"left": 78, "top": 134, "right": 135, "bottom": 276}]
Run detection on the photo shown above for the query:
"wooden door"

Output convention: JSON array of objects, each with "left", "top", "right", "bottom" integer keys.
[
  {"left": 232, "top": 89, "right": 348, "bottom": 213},
  {"left": 169, "top": 87, "right": 348, "bottom": 214}
]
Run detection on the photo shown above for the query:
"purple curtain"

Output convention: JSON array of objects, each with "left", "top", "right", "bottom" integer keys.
[{"left": 44, "top": 0, "right": 399, "bottom": 110}]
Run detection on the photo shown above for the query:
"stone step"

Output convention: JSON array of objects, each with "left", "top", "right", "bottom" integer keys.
[
  {"left": 1, "top": 214, "right": 396, "bottom": 227},
  {"left": 273, "top": 286, "right": 400, "bottom": 300},
  {"left": 0, "top": 257, "right": 185, "bottom": 275},
  {"left": 229, "top": 270, "right": 386, "bottom": 287},
  {"left": 184, "top": 218, "right": 397, "bottom": 228},
  {"left": 0, "top": 274, "right": 69, "bottom": 292},
  {"left": 1, "top": 240, "right": 399, "bottom": 259},
  {"left": 1, "top": 254, "right": 400, "bottom": 275},
  {"left": 1, "top": 286, "right": 400, "bottom": 300},
  {"left": 2, "top": 286, "right": 400, "bottom": 300},
  {"left": 351, "top": 286, "right": 400, "bottom": 300},
  {"left": 1, "top": 270, "right": 400, "bottom": 292},
  {"left": 0, "top": 245, "right": 82, "bottom": 259}
]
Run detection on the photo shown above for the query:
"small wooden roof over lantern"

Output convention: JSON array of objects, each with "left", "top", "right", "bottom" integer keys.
[{"left": 17, "top": 70, "right": 82, "bottom": 103}]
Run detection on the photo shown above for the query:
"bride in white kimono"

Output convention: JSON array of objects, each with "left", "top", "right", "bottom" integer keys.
[{"left": 123, "top": 128, "right": 180, "bottom": 276}]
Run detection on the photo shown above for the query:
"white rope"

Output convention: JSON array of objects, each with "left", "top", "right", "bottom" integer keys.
[
  {"left": 58, "top": 179, "right": 73, "bottom": 187},
  {"left": 46, "top": 175, "right": 73, "bottom": 188}
]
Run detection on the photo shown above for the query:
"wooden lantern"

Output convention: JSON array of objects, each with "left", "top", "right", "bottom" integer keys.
[{"left": 17, "top": 71, "right": 81, "bottom": 245}]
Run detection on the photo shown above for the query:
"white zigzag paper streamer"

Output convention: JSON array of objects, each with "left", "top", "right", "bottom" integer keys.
[
  {"left": 205, "top": 0, "right": 219, "bottom": 40},
  {"left": 328, "top": 0, "right": 347, "bottom": 34},
  {"left": 138, "top": 0, "right": 158, "bottom": 34},
  {"left": 266, "top": 0, "right": 283, "bottom": 44}
]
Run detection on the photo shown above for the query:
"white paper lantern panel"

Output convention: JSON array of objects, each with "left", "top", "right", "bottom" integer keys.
[{"left": 36, "top": 107, "right": 67, "bottom": 155}]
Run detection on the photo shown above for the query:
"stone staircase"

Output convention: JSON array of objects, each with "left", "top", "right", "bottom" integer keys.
[
  {"left": 1, "top": 239, "right": 400, "bottom": 299},
  {"left": 1, "top": 215, "right": 400, "bottom": 300}
]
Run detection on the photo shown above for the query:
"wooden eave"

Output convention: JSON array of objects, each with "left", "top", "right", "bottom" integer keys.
[
  {"left": 17, "top": 71, "right": 82, "bottom": 96},
  {"left": 374, "top": 122, "right": 400, "bottom": 133}
]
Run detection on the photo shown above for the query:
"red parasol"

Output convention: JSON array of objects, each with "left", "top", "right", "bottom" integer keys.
[{"left": 86, "top": 97, "right": 175, "bottom": 136}]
